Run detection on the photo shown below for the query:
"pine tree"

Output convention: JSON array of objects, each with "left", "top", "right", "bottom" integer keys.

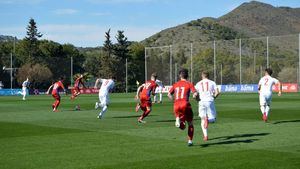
[
  {"left": 114, "top": 30, "right": 129, "bottom": 60},
  {"left": 103, "top": 28, "right": 113, "bottom": 58},
  {"left": 25, "top": 18, "right": 43, "bottom": 62}
]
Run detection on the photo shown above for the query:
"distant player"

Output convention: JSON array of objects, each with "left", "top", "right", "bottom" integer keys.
[
  {"left": 46, "top": 77, "right": 67, "bottom": 112},
  {"left": 135, "top": 73, "right": 158, "bottom": 123},
  {"left": 168, "top": 69, "right": 196, "bottom": 146},
  {"left": 194, "top": 71, "right": 220, "bottom": 141},
  {"left": 258, "top": 68, "right": 281, "bottom": 122},
  {"left": 94, "top": 76, "right": 115, "bottom": 119},
  {"left": 71, "top": 74, "right": 86, "bottom": 100},
  {"left": 153, "top": 79, "right": 164, "bottom": 103},
  {"left": 18, "top": 78, "right": 29, "bottom": 100}
]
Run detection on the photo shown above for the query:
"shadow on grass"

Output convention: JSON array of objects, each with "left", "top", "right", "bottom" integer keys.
[
  {"left": 156, "top": 118, "right": 200, "bottom": 123},
  {"left": 210, "top": 132, "right": 270, "bottom": 141},
  {"left": 273, "top": 119, "right": 300, "bottom": 124},
  {"left": 199, "top": 139, "right": 259, "bottom": 147},
  {"left": 112, "top": 115, "right": 157, "bottom": 119}
]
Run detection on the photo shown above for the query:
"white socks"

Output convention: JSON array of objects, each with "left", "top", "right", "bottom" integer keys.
[
  {"left": 265, "top": 106, "right": 270, "bottom": 117},
  {"left": 159, "top": 93, "right": 162, "bottom": 102},
  {"left": 260, "top": 106, "right": 265, "bottom": 115},
  {"left": 260, "top": 105, "right": 270, "bottom": 116},
  {"left": 201, "top": 119, "right": 208, "bottom": 137},
  {"left": 99, "top": 105, "right": 108, "bottom": 117}
]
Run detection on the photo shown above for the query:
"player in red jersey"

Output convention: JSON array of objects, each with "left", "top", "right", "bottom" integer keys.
[
  {"left": 71, "top": 74, "right": 86, "bottom": 100},
  {"left": 135, "top": 73, "right": 158, "bottom": 123},
  {"left": 46, "top": 77, "right": 67, "bottom": 112},
  {"left": 168, "top": 68, "right": 196, "bottom": 146}
]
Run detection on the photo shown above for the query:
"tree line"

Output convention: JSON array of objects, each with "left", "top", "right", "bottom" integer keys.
[{"left": 0, "top": 18, "right": 145, "bottom": 92}]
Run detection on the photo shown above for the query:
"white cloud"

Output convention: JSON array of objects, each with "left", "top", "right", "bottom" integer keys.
[{"left": 52, "top": 9, "right": 78, "bottom": 15}]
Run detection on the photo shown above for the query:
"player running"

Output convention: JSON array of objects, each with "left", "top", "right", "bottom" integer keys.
[
  {"left": 258, "top": 68, "right": 281, "bottom": 122},
  {"left": 18, "top": 78, "right": 29, "bottom": 100},
  {"left": 135, "top": 73, "right": 158, "bottom": 123},
  {"left": 194, "top": 71, "right": 220, "bottom": 141},
  {"left": 94, "top": 76, "right": 115, "bottom": 119},
  {"left": 153, "top": 79, "right": 164, "bottom": 103},
  {"left": 71, "top": 74, "right": 86, "bottom": 100},
  {"left": 46, "top": 77, "right": 67, "bottom": 112},
  {"left": 168, "top": 69, "right": 196, "bottom": 146}
]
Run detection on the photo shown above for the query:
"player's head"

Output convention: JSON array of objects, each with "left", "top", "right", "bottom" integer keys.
[
  {"left": 265, "top": 68, "right": 273, "bottom": 76},
  {"left": 59, "top": 77, "right": 64, "bottom": 82},
  {"left": 202, "top": 71, "right": 209, "bottom": 79},
  {"left": 26, "top": 77, "right": 29, "bottom": 81},
  {"left": 80, "top": 74, "right": 83, "bottom": 78},
  {"left": 110, "top": 76, "right": 116, "bottom": 81},
  {"left": 179, "top": 68, "right": 188, "bottom": 80},
  {"left": 151, "top": 73, "right": 157, "bottom": 81}
]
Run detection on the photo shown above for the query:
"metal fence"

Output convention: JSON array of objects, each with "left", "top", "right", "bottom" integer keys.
[{"left": 145, "top": 34, "right": 300, "bottom": 85}]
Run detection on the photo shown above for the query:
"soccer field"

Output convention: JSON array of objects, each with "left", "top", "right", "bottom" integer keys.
[{"left": 0, "top": 93, "right": 300, "bottom": 169}]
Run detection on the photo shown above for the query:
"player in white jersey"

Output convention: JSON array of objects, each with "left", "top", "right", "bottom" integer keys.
[
  {"left": 94, "top": 76, "right": 115, "bottom": 119},
  {"left": 153, "top": 79, "right": 164, "bottom": 103},
  {"left": 194, "top": 71, "right": 220, "bottom": 141},
  {"left": 18, "top": 78, "right": 29, "bottom": 100},
  {"left": 258, "top": 68, "right": 281, "bottom": 122}
]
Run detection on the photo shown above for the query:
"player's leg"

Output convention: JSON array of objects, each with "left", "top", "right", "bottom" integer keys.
[
  {"left": 159, "top": 92, "right": 163, "bottom": 103},
  {"left": 259, "top": 94, "right": 267, "bottom": 121},
  {"left": 153, "top": 93, "right": 157, "bottom": 103},
  {"left": 138, "top": 103, "right": 151, "bottom": 123},
  {"left": 98, "top": 95, "right": 108, "bottom": 119},
  {"left": 186, "top": 105, "right": 194, "bottom": 146},
  {"left": 52, "top": 94, "right": 60, "bottom": 112},
  {"left": 174, "top": 103, "right": 180, "bottom": 127},
  {"left": 264, "top": 94, "right": 272, "bottom": 121},
  {"left": 199, "top": 101, "right": 208, "bottom": 140}
]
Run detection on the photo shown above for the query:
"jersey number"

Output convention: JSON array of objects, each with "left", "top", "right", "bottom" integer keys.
[
  {"left": 145, "top": 82, "right": 151, "bottom": 89},
  {"left": 264, "top": 78, "right": 269, "bottom": 86},
  {"left": 103, "top": 80, "right": 109, "bottom": 86},
  {"left": 201, "top": 82, "right": 209, "bottom": 92},
  {"left": 175, "top": 87, "right": 185, "bottom": 99}
]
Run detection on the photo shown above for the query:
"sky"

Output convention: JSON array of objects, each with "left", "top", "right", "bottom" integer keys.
[{"left": 0, "top": 0, "right": 299, "bottom": 47}]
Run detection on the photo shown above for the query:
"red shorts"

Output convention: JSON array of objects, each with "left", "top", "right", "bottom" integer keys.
[
  {"left": 73, "top": 86, "right": 80, "bottom": 93},
  {"left": 139, "top": 95, "right": 152, "bottom": 110},
  {"left": 174, "top": 101, "right": 193, "bottom": 122},
  {"left": 52, "top": 93, "right": 60, "bottom": 100}
]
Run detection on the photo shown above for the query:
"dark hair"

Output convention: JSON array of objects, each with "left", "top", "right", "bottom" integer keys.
[
  {"left": 265, "top": 68, "right": 273, "bottom": 76},
  {"left": 111, "top": 76, "right": 116, "bottom": 80},
  {"left": 59, "top": 77, "right": 64, "bottom": 81},
  {"left": 202, "top": 71, "right": 209, "bottom": 78},
  {"left": 179, "top": 68, "right": 188, "bottom": 79},
  {"left": 151, "top": 72, "right": 157, "bottom": 79}
]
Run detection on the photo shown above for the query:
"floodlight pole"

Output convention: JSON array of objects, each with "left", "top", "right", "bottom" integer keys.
[
  {"left": 71, "top": 56, "right": 73, "bottom": 86},
  {"left": 169, "top": 45, "right": 172, "bottom": 85},
  {"left": 213, "top": 41, "right": 216, "bottom": 82},
  {"left": 267, "top": 36, "right": 269, "bottom": 68},
  {"left": 298, "top": 33, "right": 300, "bottom": 87},
  {"left": 10, "top": 53, "right": 12, "bottom": 90},
  {"left": 220, "top": 64, "right": 223, "bottom": 85},
  {"left": 190, "top": 43, "right": 193, "bottom": 83},
  {"left": 239, "top": 38, "right": 242, "bottom": 85},
  {"left": 126, "top": 58, "right": 128, "bottom": 93}
]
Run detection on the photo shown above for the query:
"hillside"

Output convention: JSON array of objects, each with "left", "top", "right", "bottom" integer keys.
[{"left": 143, "top": 1, "right": 300, "bottom": 47}]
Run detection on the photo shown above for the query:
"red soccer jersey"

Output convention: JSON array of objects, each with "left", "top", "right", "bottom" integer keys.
[
  {"left": 169, "top": 80, "right": 195, "bottom": 103},
  {"left": 52, "top": 81, "right": 65, "bottom": 95},
  {"left": 140, "top": 80, "right": 158, "bottom": 101},
  {"left": 74, "top": 78, "right": 83, "bottom": 87}
]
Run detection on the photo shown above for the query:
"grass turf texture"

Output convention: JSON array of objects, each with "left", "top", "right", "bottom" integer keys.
[{"left": 0, "top": 93, "right": 300, "bottom": 169}]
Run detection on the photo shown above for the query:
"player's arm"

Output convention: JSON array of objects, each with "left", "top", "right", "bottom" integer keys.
[
  {"left": 61, "top": 83, "right": 67, "bottom": 95},
  {"left": 277, "top": 81, "right": 282, "bottom": 96},
  {"left": 135, "top": 84, "right": 144, "bottom": 100},
  {"left": 94, "top": 78, "right": 101, "bottom": 89},
  {"left": 46, "top": 84, "right": 54, "bottom": 95},
  {"left": 214, "top": 87, "right": 220, "bottom": 99},
  {"left": 168, "top": 87, "right": 174, "bottom": 100},
  {"left": 193, "top": 92, "right": 200, "bottom": 102}
]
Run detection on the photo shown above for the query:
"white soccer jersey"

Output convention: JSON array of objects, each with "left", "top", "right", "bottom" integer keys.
[
  {"left": 258, "top": 75, "right": 279, "bottom": 94},
  {"left": 195, "top": 79, "right": 217, "bottom": 102},
  {"left": 155, "top": 79, "right": 163, "bottom": 88},
  {"left": 22, "top": 80, "right": 29, "bottom": 87},
  {"left": 99, "top": 79, "right": 115, "bottom": 96}
]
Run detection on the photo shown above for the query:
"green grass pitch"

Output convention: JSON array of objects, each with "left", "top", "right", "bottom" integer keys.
[{"left": 0, "top": 93, "right": 300, "bottom": 169}]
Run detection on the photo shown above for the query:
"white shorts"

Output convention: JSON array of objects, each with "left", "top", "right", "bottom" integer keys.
[
  {"left": 99, "top": 93, "right": 109, "bottom": 107},
  {"left": 155, "top": 86, "right": 163, "bottom": 94},
  {"left": 259, "top": 93, "right": 272, "bottom": 106},
  {"left": 22, "top": 87, "right": 27, "bottom": 94},
  {"left": 198, "top": 101, "right": 216, "bottom": 120}
]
